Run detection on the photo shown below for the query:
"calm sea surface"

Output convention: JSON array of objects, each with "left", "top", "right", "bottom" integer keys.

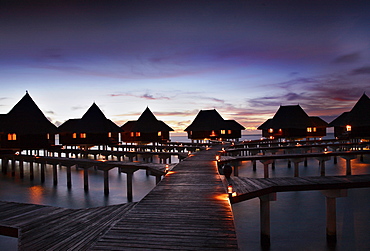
[{"left": 1, "top": 135, "right": 370, "bottom": 250}]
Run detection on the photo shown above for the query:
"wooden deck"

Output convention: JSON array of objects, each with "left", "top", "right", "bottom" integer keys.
[
  {"left": 226, "top": 174, "right": 370, "bottom": 203},
  {"left": 0, "top": 145, "right": 238, "bottom": 250},
  {"left": 0, "top": 201, "right": 137, "bottom": 250},
  {"left": 91, "top": 145, "right": 238, "bottom": 250}
]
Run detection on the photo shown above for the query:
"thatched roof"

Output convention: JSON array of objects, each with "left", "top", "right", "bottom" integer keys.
[
  {"left": 121, "top": 107, "right": 173, "bottom": 133},
  {"left": 58, "top": 103, "right": 122, "bottom": 133},
  {"left": 0, "top": 92, "right": 57, "bottom": 134},
  {"left": 258, "top": 105, "right": 327, "bottom": 130},
  {"left": 184, "top": 109, "right": 245, "bottom": 131},
  {"left": 329, "top": 93, "right": 370, "bottom": 127}
]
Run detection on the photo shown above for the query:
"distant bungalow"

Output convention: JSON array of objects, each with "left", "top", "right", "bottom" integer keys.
[
  {"left": 121, "top": 107, "right": 173, "bottom": 144},
  {"left": 0, "top": 92, "right": 58, "bottom": 151},
  {"left": 258, "top": 105, "right": 327, "bottom": 140},
  {"left": 329, "top": 93, "right": 370, "bottom": 140},
  {"left": 184, "top": 109, "right": 245, "bottom": 143},
  {"left": 58, "top": 103, "right": 122, "bottom": 148}
]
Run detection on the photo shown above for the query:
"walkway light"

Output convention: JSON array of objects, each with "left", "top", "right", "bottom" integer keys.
[{"left": 227, "top": 184, "right": 233, "bottom": 194}]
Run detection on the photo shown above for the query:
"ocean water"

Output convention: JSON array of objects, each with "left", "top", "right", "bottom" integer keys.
[{"left": 1, "top": 134, "right": 370, "bottom": 250}]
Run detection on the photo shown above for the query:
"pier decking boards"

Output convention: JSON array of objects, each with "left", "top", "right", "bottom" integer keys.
[
  {"left": 0, "top": 201, "right": 137, "bottom": 250},
  {"left": 91, "top": 145, "right": 238, "bottom": 250},
  {"left": 0, "top": 145, "right": 239, "bottom": 250},
  {"left": 226, "top": 175, "right": 370, "bottom": 203}
]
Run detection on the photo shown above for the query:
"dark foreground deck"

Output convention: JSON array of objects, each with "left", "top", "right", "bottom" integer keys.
[{"left": 0, "top": 145, "right": 238, "bottom": 250}]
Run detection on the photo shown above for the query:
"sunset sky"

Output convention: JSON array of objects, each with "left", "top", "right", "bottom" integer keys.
[{"left": 1, "top": 0, "right": 370, "bottom": 135}]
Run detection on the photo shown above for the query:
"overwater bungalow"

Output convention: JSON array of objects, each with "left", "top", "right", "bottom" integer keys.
[
  {"left": 258, "top": 105, "right": 327, "bottom": 140},
  {"left": 121, "top": 107, "right": 173, "bottom": 144},
  {"left": 329, "top": 93, "right": 370, "bottom": 140},
  {"left": 0, "top": 92, "right": 57, "bottom": 151},
  {"left": 184, "top": 109, "right": 244, "bottom": 142},
  {"left": 58, "top": 103, "right": 121, "bottom": 148}
]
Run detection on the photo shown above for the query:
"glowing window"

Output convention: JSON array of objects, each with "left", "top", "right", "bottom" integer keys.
[
  {"left": 313, "top": 127, "right": 316, "bottom": 132},
  {"left": 136, "top": 132, "right": 141, "bottom": 137},
  {"left": 8, "top": 133, "right": 16, "bottom": 140},
  {"left": 221, "top": 130, "right": 226, "bottom": 134},
  {"left": 130, "top": 132, "right": 134, "bottom": 137},
  {"left": 346, "top": 125, "right": 352, "bottom": 132},
  {"left": 228, "top": 130, "right": 232, "bottom": 134},
  {"left": 80, "top": 133, "right": 86, "bottom": 138},
  {"left": 268, "top": 128, "right": 274, "bottom": 133},
  {"left": 307, "top": 127, "right": 312, "bottom": 132},
  {"left": 72, "top": 133, "right": 77, "bottom": 139},
  {"left": 158, "top": 131, "right": 162, "bottom": 136},
  {"left": 279, "top": 129, "right": 282, "bottom": 132},
  {"left": 210, "top": 130, "right": 216, "bottom": 137},
  {"left": 47, "top": 133, "right": 50, "bottom": 139},
  {"left": 108, "top": 132, "right": 112, "bottom": 137}
]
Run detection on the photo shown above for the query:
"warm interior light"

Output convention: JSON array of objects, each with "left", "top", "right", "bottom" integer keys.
[
  {"left": 7, "top": 133, "right": 16, "bottom": 140},
  {"left": 227, "top": 184, "right": 233, "bottom": 194},
  {"left": 210, "top": 130, "right": 216, "bottom": 137},
  {"left": 268, "top": 128, "right": 273, "bottom": 133},
  {"left": 346, "top": 125, "right": 352, "bottom": 131}
]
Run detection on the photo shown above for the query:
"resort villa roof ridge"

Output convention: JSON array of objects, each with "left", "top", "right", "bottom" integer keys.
[
  {"left": 2, "top": 91, "right": 58, "bottom": 134},
  {"left": 58, "top": 102, "right": 122, "bottom": 133},
  {"left": 329, "top": 93, "right": 370, "bottom": 139},
  {"left": 184, "top": 109, "right": 244, "bottom": 142},
  {"left": 0, "top": 91, "right": 57, "bottom": 149},
  {"left": 258, "top": 104, "right": 328, "bottom": 139},
  {"left": 58, "top": 102, "right": 122, "bottom": 146},
  {"left": 121, "top": 107, "right": 173, "bottom": 143}
]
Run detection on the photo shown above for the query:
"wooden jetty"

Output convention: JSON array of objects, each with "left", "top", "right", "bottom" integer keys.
[
  {"left": 0, "top": 154, "right": 173, "bottom": 200},
  {"left": 0, "top": 145, "right": 238, "bottom": 250},
  {"left": 219, "top": 150, "right": 370, "bottom": 178},
  {"left": 223, "top": 174, "right": 370, "bottom": 247}
]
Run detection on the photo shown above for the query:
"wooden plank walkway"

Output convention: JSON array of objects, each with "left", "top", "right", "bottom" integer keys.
[
  {"left": 91, "top": 145, "right": 238, "bottom": 250},
  {"left": 0, "top": 145, "right": 238, "bottom": 250},
  {"left": 226, "top": 174, "right": 370, "bottom": 203},
  {"left": 0, "top": 201, "right": 137, "bottom": 250}
]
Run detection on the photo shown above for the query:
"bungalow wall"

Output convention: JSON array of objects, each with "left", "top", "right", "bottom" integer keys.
[
  {"left": 0, "top": 133, "right": 55, "bottom": 150},
  {"left": 59, "top": 132, "right": 119, "bottom": 146},
  {"left": 187, "top": 130, "right": 241, "bottom": 140},
  {"left": 121, "top": 131, "right": 170, "bottom": 143},
  {"left": 262, "top": 128, "right": 326, "bottom": 139},
  {"left": 334, "top": 126, "right": 370, "bottom": 139}
]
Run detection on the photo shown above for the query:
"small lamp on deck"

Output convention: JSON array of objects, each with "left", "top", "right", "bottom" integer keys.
[{"left": 227, "top": 184, "right": 233, "bottom": 194}]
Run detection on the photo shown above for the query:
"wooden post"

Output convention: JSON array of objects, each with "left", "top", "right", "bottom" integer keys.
[
  {"left": 40, "top": 162, "right": 45, "bottom": 183},
  {"left": 260, "top": 159, "right": 273, "bottom": 178},
  {"left": 30, "top": 161, "right": 34, "bottom": 180},
  {"left": 11, "top": 158, "right": 16, "bottom": 177},
  {"left": 259, "top": 193, "right": 277, "bottom": 248},
  {"left": 316, "top": 156, "right": 331, "bottom": 176},
  {"left": 290, "top": 158, "right": 304, "bottom": 177},
  {"left": 155, "top": 175, "right": 161, "bottom": 184},
  {"left": 321, "top": 189, "right": 348, "bottom": 243},
  {"left": 52, "top": 164, "right": 58, "bottom": 186},
  {"left": 104, "top": 170, "right": 109, "bottom": 195},
  {"left": 19, "top": 160, "right": 24, "bottom": 179},
  {"left": 2, "top": 158, "right": 8, "bottom": 174},
  {"left": 67, "top": 165, "right": 72, "bottom": 188},
  {"left": 340, "top": 155, "right": 357, "bottom": 175},
  {"left": 84, "top": 168, "right": 89, "bottom": 192},
  {"left": 232, "top": 160, "right": 239, "bottom": 177},
  {"left": 127, "top": 172, "right": 133, "bottom": 202}
]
